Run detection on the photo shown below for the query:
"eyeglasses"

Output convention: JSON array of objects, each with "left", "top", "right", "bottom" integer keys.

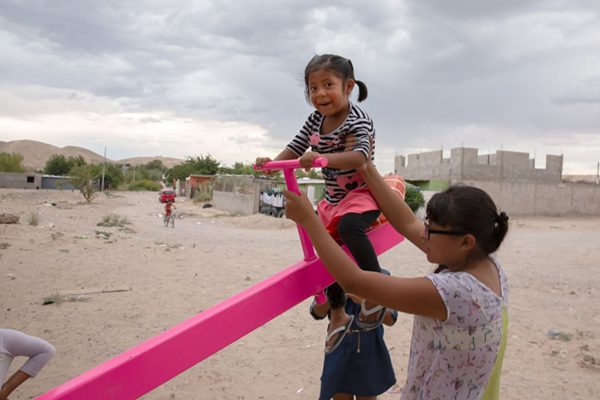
[{"left": 424, "top": 222, "right": 466, "bottom": 240}]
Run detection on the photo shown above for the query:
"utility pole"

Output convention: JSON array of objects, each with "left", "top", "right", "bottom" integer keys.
[
  {"left": 101, "top": 146, "right": 106, "bottom": 191},
  {"left": 596, "top": 161, "right": 599, "bottom": 185}
]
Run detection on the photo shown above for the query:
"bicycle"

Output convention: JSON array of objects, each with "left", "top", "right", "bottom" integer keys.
[{"left": 163, "top": 212, "right": 175, "bottom": 228}]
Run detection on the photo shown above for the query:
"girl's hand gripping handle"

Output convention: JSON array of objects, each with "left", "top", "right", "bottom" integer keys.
[
  {"left": 254, "top": 157, "right": 328, "bottom": 195},
  {"left": 253, "top": 157, "right": 328, "bottom": 176}
]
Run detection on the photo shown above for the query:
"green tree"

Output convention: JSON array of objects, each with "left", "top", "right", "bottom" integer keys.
[
  {"left": 98, "top": 163, "right": 124, "bottom": 190},
  {"left": 144, "top": 159, "right": 165, "bottom": 171},
  {"left": 218, "top": 162, "right": 256, "bottom": 175},
  {"left": 0, "top": 152, "right": 25, "bottom": 172},
  {"left": 186, "top": 154, "right": 220, "bottom": 175},
  {"left": 139, "top": 160, "right": 165, "bottom": 181},
  {"left": 44, "top": 155, "right": 71, "bottom": 175},
  {"left": 71, "top": 155, "right": 86, "bottom": 168},
  {"left": 164, "top": 154, "right": 220, "bottom": 183},
  {"left": 125, "top": 163, "right": 164, "bottom": 183},
  {"left": 164, "top": 163, "right": 192, "bottom": 183},
  {"left": 44, "top": 154, "right": 87, "bottom": 175}
]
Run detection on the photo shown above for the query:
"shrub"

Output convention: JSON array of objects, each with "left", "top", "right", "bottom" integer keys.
[
  {"left": 28, "top": 212, "right": 39, "bottom": 226},
  {"left": 128, "top": 179, "right": 162, "bottom": 191},
  {"left": 97, "top": 214, "right": 129, "bottom": 227},
  {"left": 405, "top": 185, "right": 425, "bottom": 213},
  {"left": 192, "top": 182, "right": 214, "bottom": 203},
  {"left": 69, "top": 165, "right": 98, "bottom": 203}
]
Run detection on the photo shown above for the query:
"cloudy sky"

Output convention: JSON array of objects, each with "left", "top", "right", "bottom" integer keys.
[{"left": 1, "top": 0, "right": 599, "bottom": 174}]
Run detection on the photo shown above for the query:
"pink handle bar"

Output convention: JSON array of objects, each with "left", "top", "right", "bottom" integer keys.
[
  {"left": 253, "top": 156, "right": 328, "bottom": 304},
  {"left": 253, "top": 157, "right": 328, "bottom": 171}
]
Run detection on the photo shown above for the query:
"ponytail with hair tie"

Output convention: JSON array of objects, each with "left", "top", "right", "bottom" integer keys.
[{"left": 496, "top": 211, "right": 509, "bottom": 224}]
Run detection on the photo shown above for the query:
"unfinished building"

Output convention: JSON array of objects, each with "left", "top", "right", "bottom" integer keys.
[{"left": 394, "top": 147, "right": 599, "bottom": 216}]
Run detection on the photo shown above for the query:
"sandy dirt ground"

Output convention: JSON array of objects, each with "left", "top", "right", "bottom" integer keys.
[{"left": 1, "top": 188, "right": 599, "bottom": 400}]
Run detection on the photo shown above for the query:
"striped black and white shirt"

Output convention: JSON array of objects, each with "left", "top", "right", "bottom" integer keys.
[{"left": 286, "top": 103, "right": 376, "bottom": 205}]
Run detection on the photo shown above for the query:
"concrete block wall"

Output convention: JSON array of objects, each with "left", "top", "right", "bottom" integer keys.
[
  {"left": 395, "top": 155, "right": 406, "bottom": 168},
  {"left": 212, "top": 191, "right": 257, "bottom": 215},
  {"left": 459, "top": 164, "right": 501, "bottom": 182},
  {"left": 211, "top": 175, "right": 276, "bottom": 215},
  {"left": 0, "top": 172, "right": 42, "bottom": 189},
  {"left": 546, "top": 155, "right": 563, "bottom": 181},
  {"left": 420, "top": 150, "right": 443, "bottom": 165},
  {"left": 405, "top": 150, "right": 443, "bottom": 168},
  {"left": 498, "top": 151, "right": 530, "bottom": 179},
  {"left": 395, "top": 147, "right": 595, "bottom": 216},
  {"left": 570, "top": 184, "right": 600, "bottom": 214},
  {"left": 396, "top": 150, "right": 449, "bottom": 180},
  {"left": 463, "top": 180, "right": 600, "bottom": 216},
  {"left": 395, "top": 147, "right": 563, "bottom": 184},
  {"left": 451, "top": 147, "right": 478, "bottom": 167},
  {"left": 477, "top": 154, "right": 495, "bottom": 165}
]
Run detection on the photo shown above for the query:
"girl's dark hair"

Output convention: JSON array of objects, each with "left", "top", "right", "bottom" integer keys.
[
  {"left": 304, "top": 54, "right": 368, "bottom": 102},
  {"left": 426, "top": 185, "right": 509, "bottom": 258}
]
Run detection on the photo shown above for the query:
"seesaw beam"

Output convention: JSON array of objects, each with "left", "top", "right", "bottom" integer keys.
[{"left": 37, "top": 223, "right": 403, "bottom": 399}]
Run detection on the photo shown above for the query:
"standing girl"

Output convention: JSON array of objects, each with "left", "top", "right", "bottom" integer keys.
[
  {"left": 256, "top": 54, "right": 386, "bottom": 353},
  {"left": 309, "top": 270, "right": 398, "bottom": 400},
  {"left": 0, "top": 328, "right": 55, "bottom": 400},
  {"left": 284, "top": 158, "right": 510, "bottom": 400}
]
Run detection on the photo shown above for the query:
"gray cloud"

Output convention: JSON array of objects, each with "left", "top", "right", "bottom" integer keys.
[{"left": 1, "top": 0, "right": 599, "bottom": 173}]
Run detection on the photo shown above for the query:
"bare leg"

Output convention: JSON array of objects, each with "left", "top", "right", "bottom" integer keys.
[
  {"left": 326, "top": 307, "right": 352, "bottom": 351},
  {"left": 0, "top": 370, "right": 31, "bottom": 400},
  {"left": 337, "top": 212, "right": 385, "bottom": 328},
  {"left": 333, "top": 392, "right": 354, "bottom": 400}
]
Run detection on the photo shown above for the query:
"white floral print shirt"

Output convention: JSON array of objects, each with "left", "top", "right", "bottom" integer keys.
[{"left": 401, "top": 257, "right": 508, "bottom": 400}]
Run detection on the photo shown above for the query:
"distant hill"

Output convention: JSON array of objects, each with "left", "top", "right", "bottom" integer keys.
[
  {"left": 117, "top": 156, "right": 184, "bottom": 168},
  {"left": 0, "top": 140, "right": 184, "bottom": 171}
]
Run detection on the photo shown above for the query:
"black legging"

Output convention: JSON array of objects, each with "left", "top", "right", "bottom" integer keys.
[{"left": 326, "top": 210, "right": 381, "bottom": 309}]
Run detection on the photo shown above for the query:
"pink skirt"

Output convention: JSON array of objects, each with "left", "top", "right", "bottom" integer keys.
[
  {"left": 317, "top": 176, "right": 407, "bottom": 238},
  {"left": 317, "top": 188, "right": 379, "bottom": 236}
]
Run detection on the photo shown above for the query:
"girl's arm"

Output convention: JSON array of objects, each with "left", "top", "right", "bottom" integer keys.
[
  {"left": 256, "top": 148, "right": 298, "bottom": 175},
  {"left": 339, "top": 133, "right": 425, "bottom": 250},
  {"left": 358, "top": 160, "right": 427, "bottom": 253},
  {"left": 299, "top": 150, "right": 365, "bottom": 171},
  {"left": 322, "top": 150, "right": 366, "bottom": 170},
  {"left": 300, "top": 129, "right": 369, "bottom": 170},
  {"left": 274, "top": 148, "right": 298, "bottom": 161},
  {"left": 284, "top": 190, "right": 446, "bottom": 320}
]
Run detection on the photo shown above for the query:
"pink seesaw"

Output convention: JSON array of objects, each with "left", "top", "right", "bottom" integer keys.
[{"left": 37, "top": 157, "right": 404, "bottom": 399}]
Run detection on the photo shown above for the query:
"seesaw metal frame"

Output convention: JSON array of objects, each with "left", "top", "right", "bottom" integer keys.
[{"left": 38, "top": 158, "right": 403, "bottom": 399}]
